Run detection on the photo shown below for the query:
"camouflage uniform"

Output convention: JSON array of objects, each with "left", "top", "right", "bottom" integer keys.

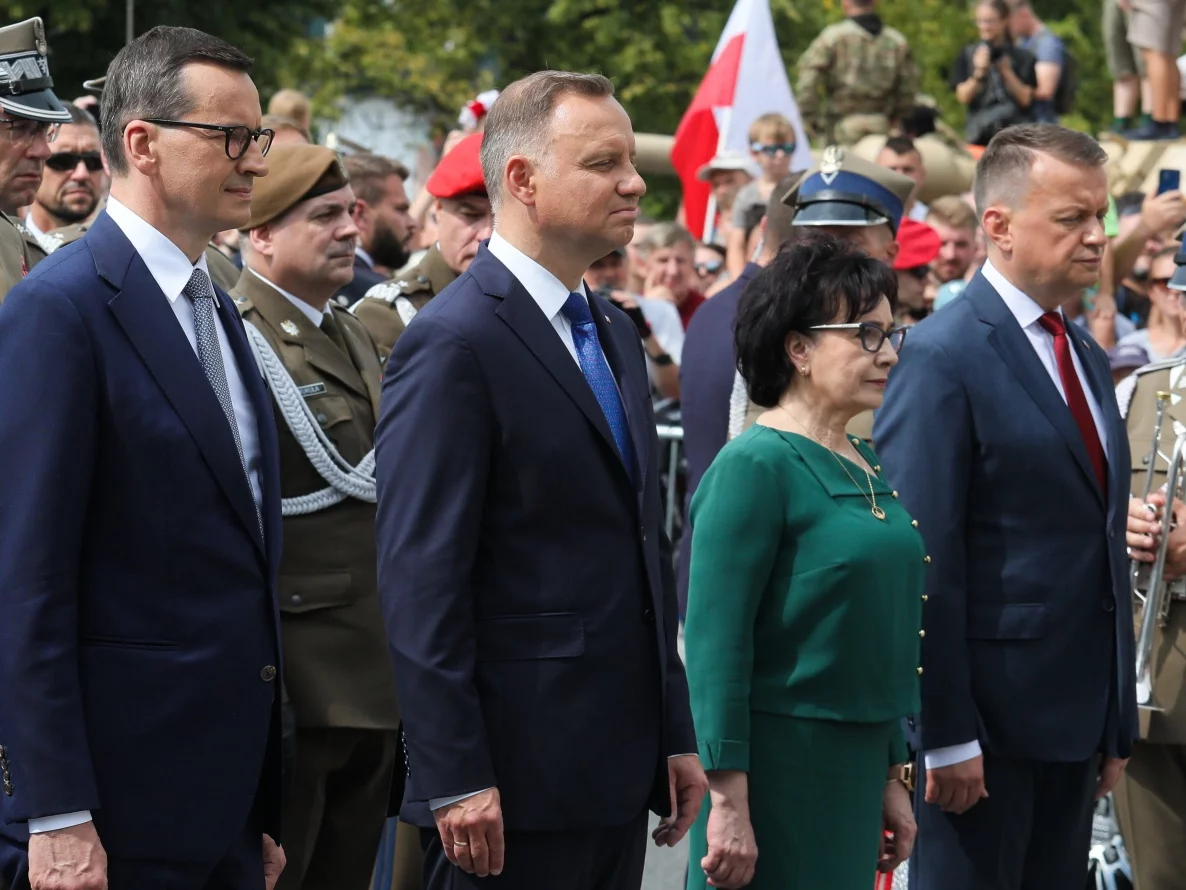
[{"left": 796, "top": 18, "right": 919, "bottom": 145}]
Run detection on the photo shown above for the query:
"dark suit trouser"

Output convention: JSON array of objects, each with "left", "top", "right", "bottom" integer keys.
[
  {"left": 909, "top": 753, "right": 1097, "bottom": 890},
  {"left": 420, "top": 810, "right": 649, "bottom": 890},
  {"left": 1113, "top": 741, "right": 1186, "bottom": 890},
  {"left": 276, "top": 727, "right": 397, "bottom": 890}
]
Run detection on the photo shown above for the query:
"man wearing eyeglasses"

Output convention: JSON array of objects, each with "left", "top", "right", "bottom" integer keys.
[
  {"left": 24, "top": 103, "right": 107, "bottom": 249},
  {"left": 0, "top": 17, "right": 70, "bottom": 300},
  {"left": 0, "top": 24, "right": 286, "bottom": 890}
]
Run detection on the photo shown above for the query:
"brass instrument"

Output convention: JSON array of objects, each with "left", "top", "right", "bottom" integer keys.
[{"left": 1134, "top": 392, "right": 1178, "bottom": 709}]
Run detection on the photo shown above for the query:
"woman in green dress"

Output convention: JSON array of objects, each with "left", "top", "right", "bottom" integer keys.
[{"left": 684, "top": 234, "right": 926, "bottom": 890}]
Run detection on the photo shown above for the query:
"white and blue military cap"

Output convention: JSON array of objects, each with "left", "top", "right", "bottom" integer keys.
[
  {"left": 783, "top": 146, "right": 916, "bottom": 236},
  {"left": 0, "top": 18, "right": 70, "bottom": 124}
]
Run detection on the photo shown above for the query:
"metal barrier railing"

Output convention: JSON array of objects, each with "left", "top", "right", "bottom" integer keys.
[{"left": 656, "top": 422, "right": 684, "bottom": 541}]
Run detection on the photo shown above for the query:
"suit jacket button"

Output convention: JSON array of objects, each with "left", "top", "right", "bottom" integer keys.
[
  {"left": 290, "top": 595, "right": 302, "bottom": 606},
  {"left": 260, "top": 665, "right": 277, "bottom": 682},
  {"left": 2, "top": 782, "right": 11, "bottom": 796},
  {"left": 643, "top": 608, "right": 655, "bottom": 624},
  {"left": 1101, "top": 599, "right": 1115, "bottom": 613},
  {"left": 917, "top": 666, "right": 924, "bottom": 676}
]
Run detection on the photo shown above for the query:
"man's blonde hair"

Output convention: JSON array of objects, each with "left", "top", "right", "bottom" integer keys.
[
  {"left": 748, "top": 113, "right": 794, "bottom": 144},
  {"left": 927, "top": 195, "right": 979, "bottom": 232},
  {"left": 268, "top": 88, "right": 312, "bottom": 131}
]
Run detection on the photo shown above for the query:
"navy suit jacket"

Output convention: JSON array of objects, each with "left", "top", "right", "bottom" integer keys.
[
  {"left": 0, "top": 212, "right": 285, "bottom": 869},
  {"left": 675, "top": 262, "right": 761, "bottom": 616},
  {"left": 874, "top": 272, "right": 1138, "bottom": 761},
  {"left": 375, "top": 244, "right": 696, "bottom": 830}
]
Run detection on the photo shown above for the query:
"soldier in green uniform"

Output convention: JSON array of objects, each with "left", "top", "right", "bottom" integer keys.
[
  {"left": 796, "top": 0, "right": 919, "bottom": 145},
  {"left": 731, "top": 147, "right": 915, "bottom": 443},
  {"left": 0, "top": 17, "right": 69, "bottom": 300},
  {"left": 232, "top": 143, "right": 400, "bottom": 890},
  {"left": 352, "top": 131, "right": 492, "bottom": 363},
  {"left": 1115, "top": 245, "right": 1186, "bottom": 890}
]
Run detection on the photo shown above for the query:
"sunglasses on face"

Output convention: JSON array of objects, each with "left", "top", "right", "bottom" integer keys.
[
  {"left": 695, "top": 260, "right": 723, "bottom": 276},
  {"left": 751, "top": 142, "right": 796, "bottom": 157},
  {"left": 45, "top": 151, "right": 104, "bottom": 173},
  {"left": 904, "top": 265, "right": 931, "bottom": 281},
  {"left": 136, "top": 119, "right": 274, "bottom": 160},
  {"left": 809, "top": 321, "right": 908, "bottom": 354}
]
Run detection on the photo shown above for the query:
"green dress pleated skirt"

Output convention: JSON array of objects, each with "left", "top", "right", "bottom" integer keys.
[{"left": 685, "top": 713, "right": 898, "bottom": 890}]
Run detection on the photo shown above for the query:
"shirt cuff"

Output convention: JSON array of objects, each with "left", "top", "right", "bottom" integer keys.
[
  {"left": 924, "top": 741, "right": 982, "bottom": 770},
  {"left": 429, "top": 789, "right": 493, "bottom": 811},
  {"left": 668, "top": 753, "right": 698, "bottom": 758},
  {"left": 29, "top": 811, "right": 93, "bottom": 833}
]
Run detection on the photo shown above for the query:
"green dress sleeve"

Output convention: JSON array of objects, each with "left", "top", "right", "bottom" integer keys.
[{"left": 684, "top": 444, "right": 786, "bottom": 772}]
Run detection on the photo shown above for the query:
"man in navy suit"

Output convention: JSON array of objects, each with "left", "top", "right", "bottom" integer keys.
[
  {"left": 0, "top": 27, "right": 286, "bottom": 890},
  {"left": 675, "top": 174, "right": 799, "bottom": 621},
  {"left": 374, "top": 71, "right": 707, "bottom": 890},
  {"left": 875, "top": 124, "right": 1138, "bottom": 888}
]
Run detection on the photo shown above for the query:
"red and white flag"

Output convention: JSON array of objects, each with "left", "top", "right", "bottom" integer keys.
[{"left": 670, "top": 0, "right": 813, "bottom": 242}]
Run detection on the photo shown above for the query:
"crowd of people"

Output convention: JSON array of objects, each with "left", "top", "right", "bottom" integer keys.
[{"left": 5, "top": 3, "right": 1186, "bottom": 890}]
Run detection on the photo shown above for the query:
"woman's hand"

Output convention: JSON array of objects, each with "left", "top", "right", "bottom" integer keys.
[
  {"left": 972, "top": 43, "right": 991, "bottom": 72},
  {"left": 700, "top": 771, "right": 758, "bottom": 889},
  {"left": 879, "top": 778, "right": 917, "bottom": 873}
]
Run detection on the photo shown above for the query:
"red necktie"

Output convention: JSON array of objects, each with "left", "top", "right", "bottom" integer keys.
[{"left": 1037, "top": 311, "right": 1107, "bottom": 491}]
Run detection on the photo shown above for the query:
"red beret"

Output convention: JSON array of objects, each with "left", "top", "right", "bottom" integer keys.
[
  {"left": 893, "top": 219, "right": 941, "bottom": 271},
  {"left": 425, "top": 132, "right": 486, "bottom": 199}
]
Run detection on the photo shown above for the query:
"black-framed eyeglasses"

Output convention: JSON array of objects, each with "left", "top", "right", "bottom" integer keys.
[
  {"left": 0, "top": 118, "right": 59, "bottom": 144},
  {"left": 137, "top": 119, "right": 274, "bottom": 159},
  {"left": 809, "top": 322, "right": 908, "bottom": 354},
  {"left": 46, "top": 151, "right": 104, "bottom": 173},
  {"left": 751, "top": 141, "right": 796, "bottom": 157}
]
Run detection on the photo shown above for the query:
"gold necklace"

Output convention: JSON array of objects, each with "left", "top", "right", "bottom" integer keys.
[{"left": 777, "top": 406, "right": 886, "bottom": 521}]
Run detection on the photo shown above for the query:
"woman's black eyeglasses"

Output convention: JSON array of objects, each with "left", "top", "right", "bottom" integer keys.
[
  {"left": 46, "top": 151, "right": 104, "bottom": 173},
  {"left": 137, "top": 119, "right": 274, "bottom": 159},
  {"left": 809, "top": 322, "right": 908, "bottom": 354}
]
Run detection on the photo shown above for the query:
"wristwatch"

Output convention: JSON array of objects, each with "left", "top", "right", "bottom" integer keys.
[
  {"left": 890, "top": 762, "right": 916, "bottom": 793},
  {"left": 648, "top": 351, "right": 674, "bottom": 367}
]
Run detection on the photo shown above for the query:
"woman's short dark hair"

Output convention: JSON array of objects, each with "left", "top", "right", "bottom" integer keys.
[{"left": 735, "top": 233, "right": 899, "bottom": 408}]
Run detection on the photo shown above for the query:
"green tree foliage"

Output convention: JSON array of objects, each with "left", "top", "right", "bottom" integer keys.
[{"left": 6, "top": 0, "right": 338, "bottom": 101}]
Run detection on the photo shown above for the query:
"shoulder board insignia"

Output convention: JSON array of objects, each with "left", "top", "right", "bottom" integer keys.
[
  {"left": 36, "top": 230, "right": 64, "bottom": 255},
  {"left": 1135, "top": 357, "right": 1186, "bottom": 377},
  {"left": 364, "top": 281, "right": 406, "bottom": 305}
]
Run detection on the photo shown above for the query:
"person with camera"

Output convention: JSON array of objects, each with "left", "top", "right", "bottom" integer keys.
[
  {"left": 952, "top": 0, "right": 1037, "bottom": 146},
  {"left": 584, "top": 247, "right": 681, "bottom": 400}
]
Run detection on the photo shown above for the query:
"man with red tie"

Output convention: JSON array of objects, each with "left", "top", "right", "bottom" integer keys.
[{"left": 875, "top": 124, "right": 1137, "bottom": 889}]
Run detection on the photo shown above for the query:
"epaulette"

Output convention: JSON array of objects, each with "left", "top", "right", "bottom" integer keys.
[
  {"left": 28, "top": 227, "right": 64, "bottom": 255},
  {"left": 363, "top": 280, "right": 407, "bottom": 306},
  {"left": 1133, "top": 356, "right": 1186, "bottom": 378}
]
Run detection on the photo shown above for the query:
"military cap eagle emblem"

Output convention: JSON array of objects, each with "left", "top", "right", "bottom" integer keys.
[{"left": 820, "top": 146, "right": 844, "bottom": 185}]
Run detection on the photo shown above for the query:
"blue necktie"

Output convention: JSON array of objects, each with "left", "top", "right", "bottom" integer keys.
[{"left": 561, "top": 292, "right": 636, "bottom": 482}]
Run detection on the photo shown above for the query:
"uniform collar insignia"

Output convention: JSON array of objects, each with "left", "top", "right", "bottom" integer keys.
[{"left": 281, "top": 319, "right": 301, "bottom": 337}]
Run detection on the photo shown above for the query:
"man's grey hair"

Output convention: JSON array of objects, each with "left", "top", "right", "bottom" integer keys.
[
  {"left": 101, "top": 26, "right": 253, "bottom": 177},
  {"left": 63, "top": 102, "right": 98, "bottom": 130},
  {"left": 973, "top": 124, "right": 1107, "bottom": 218},
  {"left": 479, "top": 70, "right": 616, "bottom": 211}
]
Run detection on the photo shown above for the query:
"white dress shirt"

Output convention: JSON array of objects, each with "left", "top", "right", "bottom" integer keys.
[
  {"left": 426, "top": 234, "right": 691, "bottom": 812},
  {"left": 925, "top": 260, "right": 1110, "bottom": 772},
  {"left": 28, "top": 199, "right": 265, "bottom": 835},
  {"left": 248, "top": 268, "right": 331, "bottom": 326},
  {"left": 22, "top": 212, "right": 44, "bottom": 240}
]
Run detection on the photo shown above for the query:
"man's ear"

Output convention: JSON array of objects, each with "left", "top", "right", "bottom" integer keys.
[
  {"left": 504, "top": 155, "right": 538, "bottom": 208},
  {"left": 982, "top": 206, "right": 1012, "bottom": 254}
]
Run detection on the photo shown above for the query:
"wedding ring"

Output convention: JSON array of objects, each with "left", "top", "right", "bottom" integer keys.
[{"left": 452, "top": 841, "right": 469, "bottom": 847}]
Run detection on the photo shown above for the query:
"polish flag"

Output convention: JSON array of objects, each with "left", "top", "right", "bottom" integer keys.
[{"left": 670, "top": 0, "right": 814, "bottom": 242}]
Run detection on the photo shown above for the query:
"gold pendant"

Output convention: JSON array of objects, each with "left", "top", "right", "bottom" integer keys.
[{"left": 872, "top": 506, "right": 886, "bottom": 521}]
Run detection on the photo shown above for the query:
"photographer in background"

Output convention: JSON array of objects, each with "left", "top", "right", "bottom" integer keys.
[
  {"left": 952, "top": 0, "right": 1036, "bottom": 144},
  {"left": 585, "top": 248, "right": 682, "bottom": 400}
]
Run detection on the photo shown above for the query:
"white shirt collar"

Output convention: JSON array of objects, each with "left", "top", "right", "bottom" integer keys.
[
  {"left": 981, "top": 259, "right": 1054, "bottom": 330},
  {"left": 246, "top": 267, "right": 330, "bottom": 327},
  {"left": 105, "top": 195, "right": 211, "bottom": 304},
  {"left": 22, "top": 212, "right": 44, "bottom": 239},
  {"left": 355, "top": 245, "right": 374, "bottom": 270},
  {"left": 487, "top": 231, "right": 587, "bottom": 320}
]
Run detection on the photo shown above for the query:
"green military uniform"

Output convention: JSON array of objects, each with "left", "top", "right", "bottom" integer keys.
[
  {"left": 0, "top": 16, "right": 69, "bottom": 302},
  {"left": 796, "top": 16, "right": 919, "bottom": 145},
  {"left": 40, "top": 216, "right": 240, "bottom": 291},
  {"left": 684, "top": 426, "right": 925, "bottom": 889},
  {"left": 237, "top": 144, "right": 400, "bottom": 890},
  {"left": 351, "top": 245, "right": 456, "bottom": 364},
  {"left": 1113, "top": 355, "right": 1186, "bottom": 890},
  {"left": 732, "top": 148, "right": 915, "bottom": 445}
]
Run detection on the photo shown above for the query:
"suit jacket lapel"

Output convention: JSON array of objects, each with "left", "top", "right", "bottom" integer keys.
[
  {"left": 588, "top": 289, "right": 648, "bottom": 491},
  {"left": 94, "top": 219, "right": 266, "bottom": 553},
  {"left": 974, "top": 276, "right": 1103, "bottom": 501}
]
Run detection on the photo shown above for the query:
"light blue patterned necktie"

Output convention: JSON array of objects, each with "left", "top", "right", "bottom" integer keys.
[{"left": 560, "top": 291, "right": 636, "bottom": 483}]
